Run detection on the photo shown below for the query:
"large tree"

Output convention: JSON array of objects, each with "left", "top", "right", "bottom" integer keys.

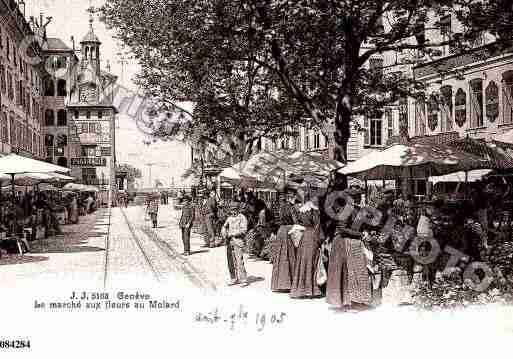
[{"left": 101, "top": 0, "right": 511, "bottom": 162}]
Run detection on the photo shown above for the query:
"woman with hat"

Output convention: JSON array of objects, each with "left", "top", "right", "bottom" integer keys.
[
  {"left": 289, "top": 195, "right": 324, "bottom": 299},
  {"left": 326, "top": 186, "right": 373, "bottom": 310},
  {"left": 270, "top": 188, "right": 300, "bottom": 292}
]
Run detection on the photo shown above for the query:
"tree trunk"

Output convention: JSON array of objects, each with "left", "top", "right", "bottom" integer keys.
[{"left": 333, "top": 86, "right": 353, "bottom": 164}]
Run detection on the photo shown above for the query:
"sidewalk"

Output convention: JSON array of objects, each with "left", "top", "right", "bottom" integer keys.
[{"left": 0, "top": 210, "right": 109, "bottom": 289}]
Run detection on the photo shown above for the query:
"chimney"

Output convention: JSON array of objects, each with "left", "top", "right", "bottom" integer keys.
[{"left": 71, "top": 36, "right": 75, "bottom": 51}]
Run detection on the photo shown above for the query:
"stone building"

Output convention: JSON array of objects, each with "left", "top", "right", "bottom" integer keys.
[
  {"left": 41, "top": 37, "right": 78, "bottom": 168},
  {"left": 0, "top": 1, "right": 45, "bottom": 159},
  {"left": 410, "top": 43, "right": 513, "bottom": 143},
  {"left": 66, "top": 17, "right": 118, "bottom": 203}
]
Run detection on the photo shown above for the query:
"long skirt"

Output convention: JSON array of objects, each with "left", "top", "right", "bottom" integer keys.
[
  {"left": 326, "top": 236, "right": 372, "bottom": 307},
  {"left": 69, "top": 207, "right": 79, "bottom": 224},
  {"left": 290, "top": 227, "right": 322, "bottom": 299},
  {"left": 271, "top": 225, "right": 296, "bottom": 292}
]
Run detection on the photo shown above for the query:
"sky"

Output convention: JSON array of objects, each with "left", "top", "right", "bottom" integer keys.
[{"left": 25, "top": 0, "right": 192, "bottom": 188}]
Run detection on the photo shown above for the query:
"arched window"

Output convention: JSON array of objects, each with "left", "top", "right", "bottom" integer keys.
[
  {"left": 414, "top": 96, "right": 426, "bottom": 136},
  {"left": 470, "top": 78, "right": 484, "bottom": 128},
  {"left": 45, "top": 134, "right": 54, "bottom": 147},
  {"left": 57, "top": 157, "right": 68, "bottom": 168},
  {"left": 57, "top": 109, "right": 67, "bottom": 126},
  {"left": 440, "top": 86, "right": 453, "bottom": 132},
  {"left": 427, "top": 94, "right": 439, "bottom": 132},
  {"left": 57, "top": 79, "right": 67, "bottom": 96},
  {"left": 9, "top": 116, "right": 15, "bottom": 146},
  {"left": 45, "top": 109, "right": 55, "bottom": 126},
  {"left": 455, "top": 88, "right": 467, "bottom": 127},
  {"left": 44, "top": 78, "right": 54, "bottom": 96},
  {"left": 1, "top": 111, "right": 5, "bottom": 143},
  {"left": 502, "top": 71, "right": 513, "bottom": 125},
  {"left": 485, "top": 81, "right": 499, "bottom": 123}
]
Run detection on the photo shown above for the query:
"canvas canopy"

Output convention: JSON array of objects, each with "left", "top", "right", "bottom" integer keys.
[{"left": 338, "top": 143, "right": 490, "bottom": 180}]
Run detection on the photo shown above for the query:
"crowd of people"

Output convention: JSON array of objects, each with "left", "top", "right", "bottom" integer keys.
[
  {"left": 177, "top": 173, "right": 511, "bottom": 310},
  {"left": 0, "top": 190, "right": 97, "bottom": 257}
]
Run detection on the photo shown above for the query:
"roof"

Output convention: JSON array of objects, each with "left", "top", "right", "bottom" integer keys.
[
  {"left": 81, "top": 28, "right": 101, "bottom": 44},
  {"left": 43, "top": 38, "right": 73, "bottom": 52}
]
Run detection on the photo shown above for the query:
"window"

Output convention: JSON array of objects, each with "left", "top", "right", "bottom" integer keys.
[
  {"left": 74, "top": 110, "right": 79, "bottom": 119},
  {"left": 370, "top": 119, "right": 383, "bottom": 146},
  {"left": 98, "top": 110, "right": 103, "bottom": 119},
  {"left": 57, "top": 110, "right": 67, "bottom": 126},
  {"left": 15, "top": 80, "right": 21, "bottom": 106},
  {"left": 485, "top": 81, "right": 499, "bottom": 123},
  {"left": 45, "top": 134, "right": 54, "bottom": 147},
  {"left": 81, "top": 146, "right": 96, "bottom": 157},
  {"left": 440, "top": 15, "right": 452, "bottom": 38},
  {"left": 56, "top": 134, "right": 67, "bottom": 147},
  {"left": 427, "top": 94, "right": 439, "bottom": 131},
  {"left": 502, "top": 71, "right": 513, "bottom": 125},
  {"left": 44, "top": 78, "right": 54, "bottom": 96},
  {"left": 82, "top": 167, "right": 97, "bottom": 184},
  {"left": 10, "top": 117, "right": 15, "bottom": 146},
  {"left": 44, "top": 109, "right": 55, "bottom": 126},
  {"left": 57, "top": 79, "right": 67, "bottom": 97},
  {"left": 86, "top": 111, "right": 91, "bottom": 119},
  {"left": 1, "top": 112, "right": 6, "bottom": 143},
  {"left": 32, "top": 133, "right": 36, "bottom": 154},
  {"left": 386, "top": 109, "right": 393, "bottom": 138},
  {"left": 304, "top": 130, "right": 310, "bottom": 150},
  {"left": 0, "top": 62, "right": 5, "bottom": 94},
  {"left": 470, "top": 79, "right": 484, "bottom": 128},
  {"left": 440, "top": 86, "right": 453, "bottom": 132},
  {"left": 7, "top": 72, "right": 13, "bottom": 100},
  {"left": 314, "top": 132, "right": 320, "bottom": 149},
  {"left": 455, "top": 88, "right": 467, "bottom": 127},
  {"left": 89, "top": 122, "right": 97, "bottom": 133},
  {"left": 363, "top": 117, "right": 370, "bottom": 145},
  {"left": 101, "top": 146, "right": 112, "bottom": 156}
]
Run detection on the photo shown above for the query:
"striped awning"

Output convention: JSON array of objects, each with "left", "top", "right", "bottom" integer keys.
[{"left": 448, "top": 137, "right": 513, "bottom": 170}]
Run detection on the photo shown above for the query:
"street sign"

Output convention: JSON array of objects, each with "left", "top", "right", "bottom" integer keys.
[{"left": 70, "top": 157, "right": 107, "bottom": 167}]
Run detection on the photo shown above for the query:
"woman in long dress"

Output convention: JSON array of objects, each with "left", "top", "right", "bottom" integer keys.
[
  {"left": 271, "top": 192, "right": 299, "bottom": 292},
  {"left": 326, "top": 188, "right": 373, "bottom": 309},
  {"left": 290, "top": 199, "right": 324, "bottom": 299},
  {"left": 69, "top": 195, "right": 79, "bottom": 224}
]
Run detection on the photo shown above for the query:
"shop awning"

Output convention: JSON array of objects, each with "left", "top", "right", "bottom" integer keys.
[
  {"left": 338, "top": 143, "right": 490, "bottom": 180},
  {"left": 0, "top": 154, "right": 70, "bottom": 174},
  {"left": 429, "top": 169, "right": 492, "bottom": 185}
]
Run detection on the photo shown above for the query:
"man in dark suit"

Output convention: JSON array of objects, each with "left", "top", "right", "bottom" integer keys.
[
  {"left": 205, "top": 190, "right": 219, "bottom": 248},
  {"left": 179, "top": 195, "right": 195, "bottom": 256}
]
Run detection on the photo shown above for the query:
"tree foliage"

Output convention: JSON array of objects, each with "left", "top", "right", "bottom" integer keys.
[{"left": 101, "top": 0, "right": 512, "bottom": 162}]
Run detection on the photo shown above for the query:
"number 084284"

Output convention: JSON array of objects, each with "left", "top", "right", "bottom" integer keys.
[{"left": 0, "top": 340, "right": 31, "bottom": 349}]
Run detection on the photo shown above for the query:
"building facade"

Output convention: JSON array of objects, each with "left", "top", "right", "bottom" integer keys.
[
  {"left": 66, "top": 19, "right": 118, "bottom": 195},
  {"left": 41, "top": 37, "right": 78, "bottom": 168},
  {"left": 410, "top": 43, "right": 513, "bottom": 143},
  {"left": 0, "top": 0, "right": 45, "bottom": 159}
]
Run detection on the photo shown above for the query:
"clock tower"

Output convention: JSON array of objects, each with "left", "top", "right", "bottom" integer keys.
[
  {"left": 78, "top": 16, "right": 102, "bottom": 104},
  {"left": 66, "top": 11, "right": 119, "bottom": 206}
]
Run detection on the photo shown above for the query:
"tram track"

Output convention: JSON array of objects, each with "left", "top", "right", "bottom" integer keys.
[
  {"left": 103, "top": 207, "right": 162, "bottom": 288},
  {"left": 140, "top": 224, "right": 217, "bottom": 294}
]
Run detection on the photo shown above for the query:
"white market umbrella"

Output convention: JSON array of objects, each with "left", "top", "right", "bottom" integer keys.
[
  {"left": 429, "top": 169, "right": 492, "bottom": 185},
  {"left": 0, "top": 154, "right": 70, "bottom": 174},
  {"left": 0, "top": 154, "right": 70, "bottom": 204},
  {"left": 338, "top": 143, "right": 489, "bottom": 180}
]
